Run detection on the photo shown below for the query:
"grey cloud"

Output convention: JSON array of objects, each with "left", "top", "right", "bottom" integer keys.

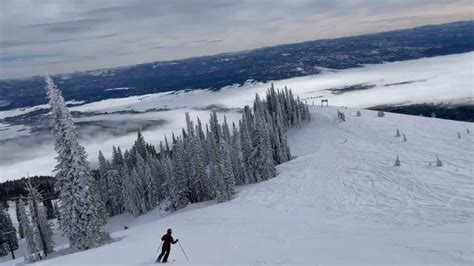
[
  {"left": 0, "top": 53, "right": 60, "bottom": 63},
  {"left": 151, "top": 46, "right": 167, "bottom": 50},
  {"left": 0, "top": 38, "right": 77, "bottom": 48},
  {"left": 45, "top": 26, "right": 90, "bottom": 34},
  {"left": 83, "top": 34, "right": 118, "bottom": 40},
  {"left": 0, "top": 0, "right": 471, "bottom": 79},
  {"left": 27, "top": 18, "right": 110, "bottom": 34},
  {"left": 207, "top": 39, "right": 224, "bottom": 44},
  {"left": 82, "top": 4, "right": 143, "bottom": 16},
  {"left": 27, "top": 18, "right": 107, "bottom": 27},
  {"left": 193, "top": 39, "right": 224, "bottom": 44},
  {"left": 1, "top": 34, "right": 117, "bottom": 48},
  {"left": 366, "top": 16, "right": 432, "bottom": 24}
]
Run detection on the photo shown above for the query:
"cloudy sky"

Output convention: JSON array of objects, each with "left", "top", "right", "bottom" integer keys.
[{"left": 0, "top": 0, "right": 471, "bottom": 79}]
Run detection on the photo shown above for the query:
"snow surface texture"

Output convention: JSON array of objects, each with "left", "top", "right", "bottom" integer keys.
[
  {"left": 1, "top": 52, "right": 473, "bottom": 181},
  {"left": 2, "top": 107, "right": 472, "bottom": 265}
]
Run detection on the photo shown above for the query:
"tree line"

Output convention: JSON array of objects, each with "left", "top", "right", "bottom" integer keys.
[
  {"left": 95, "top": 84, "right": 310, "bottom": 217},
  {"left": 0, "top": 176, "right": 55, "bottom": 205}
]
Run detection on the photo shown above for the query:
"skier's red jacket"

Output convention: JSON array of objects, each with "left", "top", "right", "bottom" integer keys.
[{"left": 162, "top": 233, "right": 177, "bottom": 250}]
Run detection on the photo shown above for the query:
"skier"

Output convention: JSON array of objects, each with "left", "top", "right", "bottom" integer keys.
[{"left": 157, "top": 228, "right": 178, "bottom": 263}]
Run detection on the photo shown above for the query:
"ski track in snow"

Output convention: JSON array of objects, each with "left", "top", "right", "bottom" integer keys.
[
  {"left": 2, "top": 107, "right": 473, "bottom": 265},
  {"left": 241, "top": 107, "right": 473, "bottom": 226}
]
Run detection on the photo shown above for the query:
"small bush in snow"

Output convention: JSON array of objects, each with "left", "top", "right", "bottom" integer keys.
[
  {"left": 377, "top": 111, "right": 385, "bottom": 117},
  {"left": 356, "top": 110, "right": 361, "bottom": 117},
  {"left": 395, "top": 129, "right": 401, "bottom": 137},
  {"left": 403, "top": 133, "right": 407, "bottom": 142},
  {"left": 394, "top": 155, "right": 401, "bottom": 167},
  {"left": 467, "top": 128, "right": 471, "bottom": 134},
  {"left": 337, "top": 109, "right": 346, "bottom": 121},
  {"left": 457, "top": 132, "right": 461, "bottom": 139},
  {"left": 436, "top": 156, "right": 443, "bottom": 167}
]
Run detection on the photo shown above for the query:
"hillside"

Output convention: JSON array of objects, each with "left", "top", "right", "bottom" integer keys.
[{"left": 2, "top": 106, "right": 472, "bottom": 265}]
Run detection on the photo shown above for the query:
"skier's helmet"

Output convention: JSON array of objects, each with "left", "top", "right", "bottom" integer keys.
[{"left": 167, "top": 228, "right": 172, "bottom": 233}]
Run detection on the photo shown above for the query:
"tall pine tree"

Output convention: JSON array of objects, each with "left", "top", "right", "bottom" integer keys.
[{"left": 45, "top": 74, "right": 110, "bottom": 250}]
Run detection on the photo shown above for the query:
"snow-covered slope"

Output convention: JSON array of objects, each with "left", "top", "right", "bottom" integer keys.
[{"left": 3, "top": 107, "right": 472, "bottom": 265}]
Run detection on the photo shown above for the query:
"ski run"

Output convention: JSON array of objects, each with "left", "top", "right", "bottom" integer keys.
[{"left": 2, "top": 103, "right": 472, "bottom": 265}]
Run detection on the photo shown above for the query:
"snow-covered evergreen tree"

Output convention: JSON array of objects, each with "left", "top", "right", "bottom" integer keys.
[
  {"left": 212, "top": 164, "right": 225, "bottom": 203},
  {"left": 97, "top": 150, "right": 111, "bottom": 215},
  {"left": 17, "top": 199, "right": 39, "bottom": 262},
  {"left": 26, "top": 184, "right": 54, "bottom": 257},
  {"left": 207, "top": 113, "right": 222, "bottom": 195},
  {"left": 112, "top": 146, "right": 125, "bottom": 168},
  {"left": 159, "top": 153, "right": 174, "bottom": 201},
  {"left": 136, "top": 152, "right": 158, "bottom": 211},
  {"left": 133, "top": 129, "right": 148, "bottom": 159},
  {"left": 0, "top": 206, "right": 18, "bottom": 256},
  {"left": 44, "top": 74, "right": 110, "bottom": 250},
  {"left": 15, "top": 200, "right": 24, "bottom": 239},
  {"left": 231, "top": 122, "right": 246, "bottom": 185},
  {"left": 105, "top": 146, "right": 125, "bottom": 216},
  {"left": 168, "top": 139, "right": 190, "bottom": 210},
  {"left": 216, "top": 140, "right": 235, "bottom": 202},
  {"left": 107, "top": 168, "right": 124, "bottom": 216},
  {"left": 239, "top": 112, "right": 253, "bottom": 184},
  {"left": 249, "top": 110, "right": 275, "bottom": 183},
  {"left": 209, "top": 111, "right": 223, "bottom": 144},
  {"left": 122, "top": 164, "right": 146, "bottom": 216},
  {"left": 189, "top": 124, "right": 211, "bottom": 202}
]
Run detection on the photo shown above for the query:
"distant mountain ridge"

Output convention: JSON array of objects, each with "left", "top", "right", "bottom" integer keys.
[{"left": 0, "top": 20, "right": 473, "bottom": 111}]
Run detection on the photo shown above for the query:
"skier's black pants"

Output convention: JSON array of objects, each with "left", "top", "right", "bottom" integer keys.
[{"left": 158, "top": 247, "right": 170, "bottom": 262}]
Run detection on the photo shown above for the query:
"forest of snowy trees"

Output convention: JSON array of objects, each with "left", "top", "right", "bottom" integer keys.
[
  {"left": 2, "top": 75, "right": 309, "bottom": 261},
  {"left": 96, "top": 84, "right": 311, "bottom": 217},
  {"left": 0, "top": 184, "right": 55, "bottom": 262}
]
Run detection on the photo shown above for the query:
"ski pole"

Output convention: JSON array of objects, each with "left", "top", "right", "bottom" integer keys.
[
  {"left": 156, "top": 240, "right": 163, "bottom": 252},
  {"left": 178, "top": 241, "right": 189, "bottom": 261}
]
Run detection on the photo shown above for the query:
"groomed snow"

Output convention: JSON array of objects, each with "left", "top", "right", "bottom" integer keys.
[{"left": 3, "top": 107, "right": 472, "bottom": 265}]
